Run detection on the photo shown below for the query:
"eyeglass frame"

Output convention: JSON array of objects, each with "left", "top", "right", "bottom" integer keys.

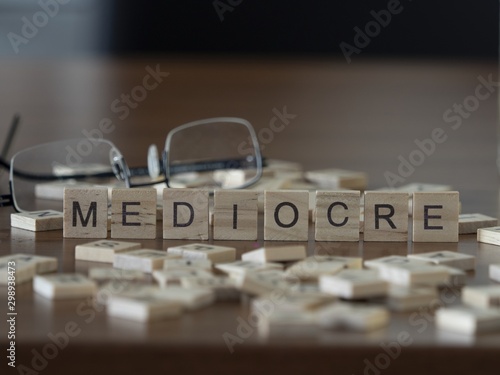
[{"left": 0, "top": 116, "right": 264, "bottom": 212}]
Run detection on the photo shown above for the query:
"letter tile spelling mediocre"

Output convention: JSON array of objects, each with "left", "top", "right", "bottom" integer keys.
[
  {"left": 363, "top": 191, "right": 408, "bottom": 242},
  {"left": 213, "top": 190, "right": 259, "bottom": 240},
  {"left": 264, "top": 190, "right": 309, "bottom": 241},
  {"left": 63, "top": 187, "right": 108, "bottom": 238},
  {"left": 314, "top": 191, "right": 360, "bottom": 241},
  {"left": 163, "top": 189, "right": 209, "bottom": 240}
]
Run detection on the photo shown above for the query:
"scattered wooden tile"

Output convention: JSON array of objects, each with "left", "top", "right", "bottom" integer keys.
[
  {"left": 233, "top": 269, "right": 291, "bottom": 296},
  {"left": 319, "top": 269, "right": 389, "bottom": 299},
  {"left": 107, "top": 291, "right": 183, "bottom": 322},
  {"left": 241, "top": 245, "right": 306, "bottom": 263},
  {"left": 63, "top": 187, "right": 108, "bottom": 238},
  {"left": 153, "top": 286, "right": 215, "bottom": 310},
  {"left": 408, "top": 250, "right": 475, "bottom": 271},
  {"left": 264, "top": 190, "right": 309, "bottom": 241},
  {"left": 163, "top": 258, "right": 213, "bottom": 271},
  {"left": 254, "top": 293, "right": 334, "bottom": 314},
  {"left": 435, "top": 306, "right": 500, "bottom": 335},
  {"left": 111, "top": 188, "right": 157, "bottom": 239},
  {"left": 10, "top": 210, "right": 63, "bottom": 232},
  {"left": 364, "top": 255, "right": 426, "bottom": 269},
  {"left": 167, "top": 243, "right": 236, "bottom": 263},
  {"left": 314, "top": 191, "right": 360, "bottom": 241},
  {"left": 152, "top": 268, "right": 214, "bottom": 288},
  {"left": 376, "top": 262, "right": 450, "bottom": 287},
  {"left": 490, "top": 264, "right": 500, "bottom": 282},
  {"left": 316, "top": 302, "right": 390, "bottom": 332},
  {"left": 257, "top": 309, "right": 318, "bottom": 338},
  {"left": 477, "top": 226, "right": 500, "bottom": 246},
  {"left": 215, "top": 260, "right": 283, "bottom": 276},
  {"left": 113, "top": 249, "right": 181, "bottom": 273},
  {"left": 462, "top": 285, "right": 500, "bottom": 309},
  {"left": 213, "top": 190, "right": 259, "bottom": 240},
  {"left": 285, "top": 257, "right": 346, "bottom": 280},
  {"left": 33, "top": 273, "right": 97, "bottom": 299},
  {"left": 386, "top": 286, "right": 438, "bottom": 312},
  {"left": 180, "top": 276, "right": 240, "bottom": 301},
  {"left": 0, "top": 255, "right": 37, "bottom": 285},
  {"left": 459, "top": 213, "right": 498, "bottom": 234},
  {"left": 163, "top": 189, "right": 209, "bottom": 240},
  {"left": 305, "top": 168, "right": 367, "bottom": 190},
  {"left": 438, "top": 265, "right": 467, "bottom": 287},
  {"left": 363, "top": 191, "right": 408, "bottom": 242},
  {"left": 75, "top": 240, "right": 141, "bottom": 263},
  {"left": 3, "top": 253, "right": 58, "bottom": 274},
  {"left": 412, "top": 192, "right": 459, "bottom": 242},
  {"left": 88, "top": 267, "right": 146, "bottom": 281}
]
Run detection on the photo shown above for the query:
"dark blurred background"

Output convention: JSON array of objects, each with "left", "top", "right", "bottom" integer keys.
[{"left": 0, "top": 0, "right": 498, "bottom": 59}]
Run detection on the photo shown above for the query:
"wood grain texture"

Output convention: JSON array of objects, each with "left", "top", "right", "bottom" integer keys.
[
  {"left": 10, "top": 210, "right": 63, "bottom": 232},
  {"left": 213, "top": 190, "right": 258, "bottom": 240},
  {"left": 264, "top": 190, "right": 309, "bottom": 241},
  {"left": 315, "top": 191, "right": 360, "bottom": 241},
  {"left": 63, "top": 187, "right": 108, "bottom": 238},
  {"left": 363, "top": 192, "right": 408, "bottom": 242}
]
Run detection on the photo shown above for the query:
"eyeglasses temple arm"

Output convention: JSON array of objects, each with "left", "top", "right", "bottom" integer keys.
[{"left": 1, "top": 114, "right": 20, "bottom": 160}]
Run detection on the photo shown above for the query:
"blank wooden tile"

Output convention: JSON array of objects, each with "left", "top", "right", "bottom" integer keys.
[
  {"left": 412, "top": 191, "right": 459, "bottom": 242},
  {"left": 477, "top": 226, "right": 500, "bottom": 246},
  {"left": 254, "top": 293, "right": 335, "bottom": 314},
  {"left": 490, "top": 264, "right": 500, "bottom": 282},
  {"left": 152, "top": 268, "right": 214, "bottom": 288},
  {"left": 11, "top": 210, "right": 63, "bottom": 232},
  {"left": 438, "top": 265, "right": 467, "bottom": 287},
  {"left": 386, "top": 286, "right": 438, "bottom": 312},
  {"left": 264, "top": 190, "right": 309, "bottom": 241},
  {"left": 257, "top": 309, "right": 318, "bottom": 338},
  {"left": 111, "top": 188, "right": 157, "bottom": 239},
  {"left": 319, "top": 269, "right": 389, "bottom": 299},
  {"left": 113, "top": 249, "right": 181, "bottom": 273},
  {"left": 107, "top": 291, "right": 183, "bottom": 322},
  {"left": 435, "top": 306, "right": 500, "bottom": 335},
  {"left": 75, "top": 240, "right": 141, "bottom": 263},
  {"left": 181, "top": 276, "right": 240, "bottom": 301},
  {"left": 0, "top": 255, "right": 36, "bottom": 285},
  {"left": 408, "top": 250, "right": 475, "bottom": 271},
  {"left": 363, "top": 192, "right": 408, "bottom": 242},
  {"left": 88, "top": 267, "right": 146, "bottom": 281},
  {"left": 2, "top": 253, "right": 58, "bottom": 274},
  {"left": 377, "top": 262, "right": 450, "bottom": 287},
  {"left": 33, "top": 273, "right": 97, "bottom": 299},
  {"left": 462, "top": 285, "right": 500, "bottom": 309},
  {"left": 234, "top": 269, "right": 291, "bottom": 296},
  {"left": 215, "top": 260, "right": 283, "bottom": 276},
  {"left": 167, "top": 243, "right": 236, "bottom": 263},
  {"left": 64, "top": 187, "right": 108, "bottom": 238},
  {"left": 163, "top": 189, "right": 209, "bottom": 240},
  {"left": 213, "top": 190, "right": 258, "bottom": 240},
  {"left": 459, "top": 213, "right": 498, "bottom": 234},
  {"left": 305, "top": 168, "right": 367, "bottom": 190},
  {"left": 241, "top": 245, "right": 306, "bottom": 263},
  {"left": 153, "top": 286, "right": 215, "bottom": 311},
  {"left": 316, "top": 302, "right": 390, "bottom": 332},
  {"left": 315, "top": 191, "right": 360, "bottom": 241},
  {"left": 364, "top": 255, "right": 427, "bottom": 269},
  {"left": 285, "top": 257, "right": 347, "bottom": 280}
]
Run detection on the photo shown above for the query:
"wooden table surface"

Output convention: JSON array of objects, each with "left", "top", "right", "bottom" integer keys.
[{"left": 1, "top": 57, "right": 500, "bottom": 375}]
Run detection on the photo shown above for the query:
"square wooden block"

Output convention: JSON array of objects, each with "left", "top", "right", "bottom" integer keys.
[
  {"left": 113, "top": 249, "right": 180, "bottom": 273},
  {"left": 167, "top": 243, "right": 236, "bottom": 263},
  {"left": 462, "top": 285, "right": 500, "bottom": 309},
  {"left": 163, "top": 258, "right": 212, "bottom": 271},
  {"left": 363, "top": 192, "right": 408, "bottom": 242},
  {"left": 412, "top": 192, "right": 459, "bottom": 242},
  {"left": 316, "top": 303, "right": 389, "bottom": 332},
  {"left": 315, "top": 191, "right": 360, "bottom": 241},
  {"left": 163, "top": 189, "right": 209, "bottom": 240},
  {"left": 152, "top": 268, "right": 214, "bottom": 288},
  {"left": 264, "top": 190, "right": 309, "bottom": 241},
  {"left": 88, "top": 268, "right": 146, "bottom": 281},
  {"left": 33, "top": 273, "right": 97, "bottom": 299},
  {"left": 477, "top": 226, "right": 500, "bottom": 246},
  {"left": 459, "top": 213, "right": 498, "bottom": 234},
  {"left": 213, "top": 190, "right": 259, "bottom": 240},
  {"left": 111, "top": 188, "right": 157, "bottom": 239},
  {"left": 64, "top": 187, "right": 108, "bottom": 238},
  {"left": 319, "top": 269, "right": 389, "bottom": 299},
  {"left": 241, "top": 245, "right": 306, "bottom": 263},
  {"left": 75, "top": 240, "right": 141, "bottom": 263},
  {"left": 435, "top": 306, "right": 500, "bottom": 335},
  {"left": 215, "top": 260, "right": 283, "bottom": 276},
  {"left": 11, "top": 210, "right": 63, "bottom": 232},
  {"left": 0, "top": 255, "right": 37, "bottom": 285},
  {"left": 408, "top": 250, "right": 475, "bottom": 271}
]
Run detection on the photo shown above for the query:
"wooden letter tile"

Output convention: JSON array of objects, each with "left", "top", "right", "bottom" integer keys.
[
  {"left": 319, "top": 269, "right": 389, "bottom": 299},
  {"left": 64, "top": 187, "right": 108, "bottom": 238},
  {"left": 462, "top": 285, "right": 500, "bottom": 309},
  {"left": 459, "top": 213, "right": 498, "bottom": 234},
  {"left": 435, "top": 306, "right": 500, "bottom": 335},
  {"left": 33, "top": 273, "right": 97, "bottom": 299},
  {"left": 111, "top": 188, "right": 157, "bottom": 239},
  {"left": 315, "top": 191, "right": 360, "bottom": 241},
  {"left": 408, "top": 250, "right": 475, "bottom": 271},
  {"left": 241, "top": 245, "right": 306, "bottom": 263},
  {"left": 477, "top": 226, "right": 500, "bottom": 246},
  {"left": 163, "top": 189, "right": 209, "bottom": 240},
  {"left": 213, "top": 190, "right": 259, "bottom": 240},
  {"left": 490, "top": 264, "right": 500, "bottom": 282},
  {"left": 167, "top": 243, "right": 236, "bottom": 263},
  {"left": 363, "top": 192, "right": 408, "bottom": 242},
  {"left": 264, "top": 190, "right": 309, "bottom": 241},
  {"left": 11, "top": 210, "right": 63, "bottom": 232},
  {"left": 412, "top": 191, "right": 459, "bottom": 242},
  {"left": 75, "top": 240, "right": 141, "bottom": 263},
  {"left": 113, "top": 249, "right": 180, "bottom": 273}
]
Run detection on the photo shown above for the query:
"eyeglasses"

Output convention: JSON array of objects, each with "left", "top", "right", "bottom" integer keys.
[{"left": 0, "top": 116, "right": 263, "bottom": 213}]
